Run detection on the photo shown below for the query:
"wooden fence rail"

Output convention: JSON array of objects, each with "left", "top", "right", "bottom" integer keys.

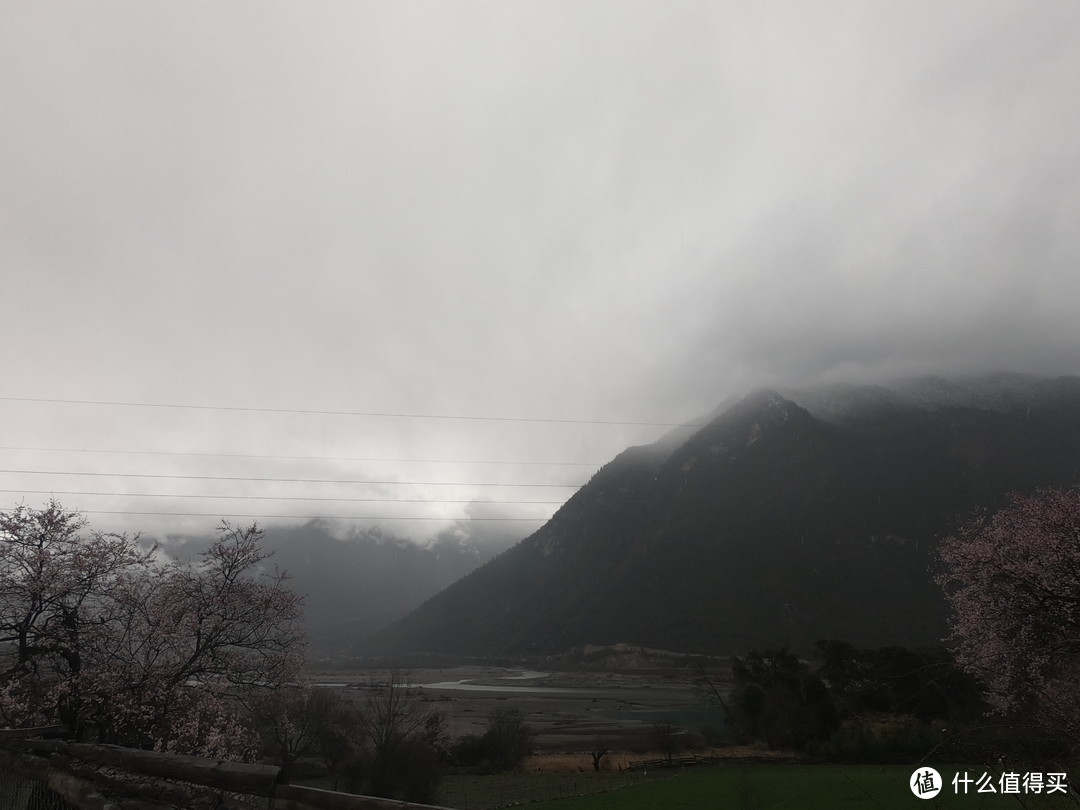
[
  {"left": 66, "top": 742, "right": 281, "bottom": 797},
  {"left": 273, "top": 784, "right": 451, "bottom": 810},
  {"left": 0, "top": 724, "right": 65, "bottom": 739},
  {"left": 0, "top": 733, "right": 455, "bottom": 810}
]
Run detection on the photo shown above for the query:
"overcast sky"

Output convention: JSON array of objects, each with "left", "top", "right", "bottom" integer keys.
[{"left": 2, "top": 1, "right": 1079, "bottom": 542}]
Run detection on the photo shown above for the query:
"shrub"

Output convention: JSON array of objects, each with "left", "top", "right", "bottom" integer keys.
[
  {"left": 730, "top": 649, "right": 838, "bottom": 749},
  {"left": 482, "top": 708, "right": 534, "bottom": 771}
]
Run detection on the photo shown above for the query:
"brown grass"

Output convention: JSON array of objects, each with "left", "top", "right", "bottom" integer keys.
[{"left": 523, "top": 745, "right": 793, "bottom": 773}]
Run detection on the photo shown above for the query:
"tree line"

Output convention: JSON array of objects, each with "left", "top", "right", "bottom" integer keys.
[{"left": 700, "top": 487, "right": 1080, "bottom": 766}]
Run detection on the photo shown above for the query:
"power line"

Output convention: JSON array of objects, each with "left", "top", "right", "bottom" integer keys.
[
  {"left": 0, "top": 396, "right": 696, "bottom": 428},
  {"left": 0, "top": 445, "right": 601, "bottom": 467},
  {"left": 79, "top": 510, "right": 548, "bottom": 522},
  {"left": 0, "top": 469, "right": 585, "bottom": 488},
  {"left": 0, "top": 488, "right": 564, "bottom": 505}
]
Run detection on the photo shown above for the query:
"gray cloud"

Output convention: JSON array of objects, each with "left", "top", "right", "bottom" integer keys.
[{"left": 2, "top": 1, "right": 1078, "bottom": 539}]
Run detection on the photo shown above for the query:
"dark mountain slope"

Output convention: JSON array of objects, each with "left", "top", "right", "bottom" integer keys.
[{"left": 361, "top": 376, "right": 1080, "bottom": 657}]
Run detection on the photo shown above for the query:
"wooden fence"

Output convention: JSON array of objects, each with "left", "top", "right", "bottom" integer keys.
[
  {"left": 625, "top": 755, "right": 702, "bottom": 771},
  {"left": 0, "top": 729, "right": 452, "bottom": 810}
]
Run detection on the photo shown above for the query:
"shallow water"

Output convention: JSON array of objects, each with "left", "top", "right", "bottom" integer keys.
[{"left": 416, "top": 680, "right": 597, "bottom": 695}]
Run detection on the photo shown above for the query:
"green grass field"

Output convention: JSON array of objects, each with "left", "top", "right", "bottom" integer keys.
[
  {"left": 436, "top": 769, "right": 680, "bottom": 809},
  {"left": 446, "top": 764, "right": 1077, "bottom": 810}
]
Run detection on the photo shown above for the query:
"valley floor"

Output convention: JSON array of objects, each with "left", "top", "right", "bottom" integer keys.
[
  {"left": 306, "top": 667, "right": 1076, "bottom": 809},
  {"left": 308, "top": 665, "right": 724, "bottom": 749}
]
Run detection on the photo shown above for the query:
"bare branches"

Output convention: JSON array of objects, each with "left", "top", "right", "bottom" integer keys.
[{"left": 589, "top": 738, "right": 610, "bottom": 771}]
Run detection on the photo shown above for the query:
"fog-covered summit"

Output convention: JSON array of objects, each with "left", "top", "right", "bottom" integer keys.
[{"left": 361, "top": 372, "right": 1080, "bottom": 657}]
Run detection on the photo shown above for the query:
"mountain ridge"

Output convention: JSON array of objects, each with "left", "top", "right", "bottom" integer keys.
[{"left": 359, "top": 374, "right": 1080, "bottom": 658}]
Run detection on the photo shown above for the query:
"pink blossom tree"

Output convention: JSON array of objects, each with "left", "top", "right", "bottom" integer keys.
[
  {"left": 937, "top": 487, "right": 1080, "bottom": 747},
  {"left": 0, "top": 501, "right": 306, "bottom": 759}
]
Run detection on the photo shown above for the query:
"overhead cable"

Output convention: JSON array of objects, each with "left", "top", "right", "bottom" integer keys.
[
  {"left": 0, "top": 445, "right": 600, "bottom": 466},
  {"left": 0, "top": 488, "right": 563, "bottom": 505},
  {"left": 0, "top": 468, "right": 584, "bottom": 487},
  {"left": 0, "top": 396, "right": 696, "bottom": 428},
  {"left": 79, "top": 510, "right": 548, "bottom": 521}
]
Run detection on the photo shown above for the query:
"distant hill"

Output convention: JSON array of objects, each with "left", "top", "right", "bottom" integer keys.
[
  {"left": 359, "top": 374, "right": 1080, "bottom": 658},
  {"left": 164, "top": 522, "right": 517, "bottom": 654}
]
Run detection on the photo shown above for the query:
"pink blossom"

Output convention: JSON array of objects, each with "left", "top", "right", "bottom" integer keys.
[{"left": 937, "top": 487, "right": 1080, "bottom": 744}]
